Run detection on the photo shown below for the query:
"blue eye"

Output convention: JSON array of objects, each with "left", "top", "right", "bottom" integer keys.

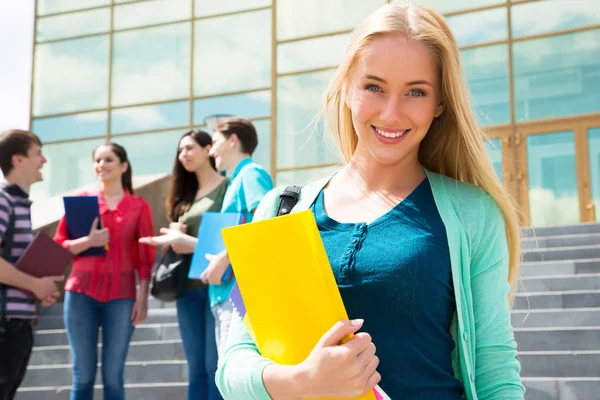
[
  {"left": 409, "top": 89, "right": 425, "bottom": 97},
  {"left": 365, "top": 84, "right": 382, "bottom": 93}
]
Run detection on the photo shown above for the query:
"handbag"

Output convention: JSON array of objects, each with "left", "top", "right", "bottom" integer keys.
[{"left": 150, "top": 247, "right": 190, "bottom": 303}]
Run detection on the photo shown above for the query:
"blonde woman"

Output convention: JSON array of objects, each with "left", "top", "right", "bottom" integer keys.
[{"left": 216, "top": 3, "right": 524, "bottom": 399}]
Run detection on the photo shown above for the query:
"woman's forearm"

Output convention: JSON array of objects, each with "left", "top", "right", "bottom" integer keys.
[{"left": 66, "top": 236, "right": 92, "bottom": 255}]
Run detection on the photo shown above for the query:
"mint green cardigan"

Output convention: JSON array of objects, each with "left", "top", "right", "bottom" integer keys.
[{"left": 216, "top": 169, "right": 525, "bottom": 400}]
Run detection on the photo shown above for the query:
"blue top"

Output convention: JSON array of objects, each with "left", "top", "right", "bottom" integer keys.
[
  {"left": 210, "top": 157, "right": 274, "bottom": 307},
  {"left": 311, "top": 178, "right": 464, "bottom": 398}
]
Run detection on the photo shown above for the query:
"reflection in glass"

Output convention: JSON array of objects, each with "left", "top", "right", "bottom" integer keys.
[
  {"left": 114, "top": 130, "right": 184, "bottom": 178},
  {"left": 195, "top": 0, "right": 270, "bottom": 18},
  {"left": 392, "top": 0, "right": 503, "bottom": 14},
  {"left": 194, "top": 10, "right": 270, "bottom": 96},
  {"left": 276, "top": 165, "right": 341, "bottom": 187},
  {"left": 277, "top": 70, "right": 343, "bottom": 169},
  {"left": 33, "top": 36, "right": 109, "bottom": 116},
  {"left": 32, "top": 111, "right": 107, "bottom": 143},
  {"left": 446, "top": 8, "right": 507, "bottom": 47},
  {"left": 277, "top": 0, "right": 385, "bottom": 41},
  {"left": 37, "top": 0, "right": 109, "bottom": 16},
  {"left": 193, "top": 91, "right": 270, "bottom": 125},
  {"left": 278, "top": 33, "right": 351, "bottom": 75},
  {"left": 461, "top": 45, "right": 510, "bottom": 126},
  {"left": 114, "top": 0, "right": 191, "bottom": 30},
  {"left": 36, "top": 8, "right": 110, "bottom": 42},
  {"left": 112, "top": 23, "right": 191, "bottom": 107},
  {"left": 251, "top": 119, "right": 272, "bottom": 174},
  {"left": 513, "top": 30, "right": 600, "bottom": 122},
  {"left": 527, "top": 131, "right": 579, "bottom": 226},
  {"left": 512, "top": 0, "right": 600, "bottom": 38},
  {"left": 587, "top": 128, "right": 600, "bottom": 221},
  {"left": 111, "top": 101, "right": 189, "bottom": 135},
  {"left": 483, "top": 139, "right": 503, "bottom": 183},
  {"left": 30, "top": 138, "right": 105, "bottom": 202}
]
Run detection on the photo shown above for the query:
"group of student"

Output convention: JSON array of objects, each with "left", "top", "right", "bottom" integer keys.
[
  {"left": 1, "top": 3, "right": 527, "bottom": 400},
  {"left": 0, "top": 116, "right": 273, "bottom": 400}
]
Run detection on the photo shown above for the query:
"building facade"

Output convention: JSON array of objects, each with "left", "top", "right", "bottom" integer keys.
[{"left": 29, "top": 0, "right": 600, "bottom": 226}]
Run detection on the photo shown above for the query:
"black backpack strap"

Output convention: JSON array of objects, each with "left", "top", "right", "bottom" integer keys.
[{"left": 277, "top": 186, "right": 302, "bottom": 217}]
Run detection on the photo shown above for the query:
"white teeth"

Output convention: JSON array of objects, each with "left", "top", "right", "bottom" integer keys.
[{"left": 375, "top": 128, "right": 408, "bottom": 138}]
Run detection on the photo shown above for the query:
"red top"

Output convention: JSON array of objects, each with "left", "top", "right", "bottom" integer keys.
[{"left": 54, "top": 190, "right": 156, "bottom": 302}]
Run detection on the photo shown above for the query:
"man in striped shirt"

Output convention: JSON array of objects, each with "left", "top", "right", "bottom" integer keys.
[{"left": 0, "top": 129, "right": 62, "bottom": 400}]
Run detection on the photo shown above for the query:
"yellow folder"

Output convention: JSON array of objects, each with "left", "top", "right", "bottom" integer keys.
[{"left": 222, "top": 210, "right": 377, "bottom": 400}]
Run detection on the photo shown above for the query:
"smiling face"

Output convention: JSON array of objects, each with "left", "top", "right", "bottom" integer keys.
[
  {"left": 346, "top": 34, "right": 443, "bottom": 167},
  {"left": 15, "top": 143, "right": 46, "bottom": 185},
  {"left": 93, "top": 145, "right": 128, "bottom": 184},
  {"left": 178, "top": 135, "right": 212, "bottom": 172},
  {"left": 208, "top": 131, "right": 235, "bottom": 172}
]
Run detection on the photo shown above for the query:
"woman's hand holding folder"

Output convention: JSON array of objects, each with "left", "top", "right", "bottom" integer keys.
[{"left": 263, "top": 319, "right": 381, "bottom": 399}]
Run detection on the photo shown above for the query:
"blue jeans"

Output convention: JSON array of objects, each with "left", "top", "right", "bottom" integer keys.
[
  {"left": 64, "top": 291, "right": 135, "bottom": 400},
  {"left": 176, "top": 287, "right": 221, "bottom": 400}
]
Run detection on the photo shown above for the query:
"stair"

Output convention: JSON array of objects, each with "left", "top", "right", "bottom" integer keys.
[
  {"left": 16, "top": 223, "right": 600, "bottom": 399},
  {"left": 520, "top": 223, "right": 600, "bottom": 400}
]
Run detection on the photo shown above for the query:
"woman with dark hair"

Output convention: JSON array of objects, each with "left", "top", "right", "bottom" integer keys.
[
  {"left": 140, "top": 130, "right": 227, "bottom": 400},
  {"left": 53, "top": 142, "right": 156, "bottom": 400}
]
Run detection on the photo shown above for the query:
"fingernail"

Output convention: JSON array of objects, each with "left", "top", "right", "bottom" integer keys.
[{"left": 351, "top": 319, "right": 364, "bottom": 326}]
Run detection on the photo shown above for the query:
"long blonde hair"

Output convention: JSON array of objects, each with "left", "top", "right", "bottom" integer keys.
[{"left": 322, "top": 3, "right": 521, "bottom": 298}]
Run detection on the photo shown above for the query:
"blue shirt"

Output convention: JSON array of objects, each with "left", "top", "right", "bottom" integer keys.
[
  {"left": 312, "top": 178, "right": 464, "bottom": 398},
  {"left": 210, "top": 158, "right": 274, "bottom": 307}
]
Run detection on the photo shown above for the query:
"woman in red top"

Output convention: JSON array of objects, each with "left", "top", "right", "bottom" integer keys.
[{"left": 54, "top": 143, "right": 155, "bottom": 400}]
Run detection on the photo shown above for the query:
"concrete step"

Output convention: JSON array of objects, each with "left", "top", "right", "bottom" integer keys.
[
  {"left": 522, "top": 233, "right": 600, "bottom": 250},
  {"left": 21, "top": 360, "right": 188, "bottom": 389},
  {"left": 520, "top": 259, "right": 600, "bottom": 277},
  {"left": 519, "top": 351, "right": 600, "bottom": 378},
  {"left": 16, "top": 383, "right": 187, "bottom": 400},
  {"left": 33, "top": 324, "right": 181, "bottom": 347},
  {"left": 523, "top": 378, "right": 600, "bottom": 400},
  {"left": 522, "top": 223, "right": 600, "bottom": 238},
  {"left": 512, "top": 308, "right": 600, "bottom": 328},
  {"left": 515, "top": 327, "right": 600, "bottom": 351},
  {"left": 513, "top": 290, "right": 600, "bottom": 310},
  {"left": 39, "top": 298, "right": 177, "bottom": 317},
  {"left": 29, "top": 340, "right": 185, "bottom": 366},
  {"left": 36, "top": 309, "right": 178, "bottom": 330},
  {"left": 520, "top": 274, "right": 600, "bottom": 292},
  {"left": 522, "top": 245, "right": 600, "bottom": 262}
]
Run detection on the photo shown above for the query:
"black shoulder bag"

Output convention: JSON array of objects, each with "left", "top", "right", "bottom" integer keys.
[{"left": 150, "top": 247, "right": 190, "bottom": 303}]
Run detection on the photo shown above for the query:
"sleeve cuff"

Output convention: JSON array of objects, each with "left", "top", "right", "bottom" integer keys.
[{"left": 250, "top": 359, "right": 276, "bottom": 400}]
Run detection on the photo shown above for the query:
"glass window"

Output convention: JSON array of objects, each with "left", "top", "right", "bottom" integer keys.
[
  {"left": 194, "top": 10, "right": 270, "bottom": 96},
  {"left": 251, "top": 119, "right": 272, "bottom": 174},
  {"left": 513, "top": 30, "right": 600, "bottom": 122},
  {"left": 276, "top": 165, "right": 341, "bottom": 187},
  {"left": 111, "top": 101, "right": 189, "bottom": 135},
  {"left": 393, "top": 0, "right": 504, "bottom": 14},
  {"left": 588, "top": 127, "right": 600, "bottom": 222},
  {"left": 461, "top": 45, "right": 510, "bottom": 126},
  {"left": 278, "top": 33, "right": 351, "bottom": 75},
  {"left": 33, "top": 36, "right": 109, "bottom": 116},
  {"left": 112, "top": 23, "right": 191, "bottom": 107},
  {"left": 276, "top": 70, "right": 344, "bottom": 169},
  {"left": 36, "top": 8, "right": 110, "bottom": 42},
  {"left": 32, "top": 111, "right": 107, "bottom": 143},
  {"left": 112, "top": 130, "right": 183, "bottom": 177},
  {"left": 193, "top": 90, "right": 270, "bottom": 125},
  {"left": 512, "top": 0, "right": 600, "bottom": 38},
  {"left": 277, "top": 0, "right": 386, "bottom": 41},
  {"left": 195, "top": 0, "right": 270, "bottom": 18},
  {"left": 114, "top": 0, "right": 191, "bottom": 31},
  {"left": 483, "top": 138, "right": 503, "bottom": 183},
  {"left": 37, "top": 0, "right": 110, "bottom": 16},
  {"left": 30, "top": 138, "right": 105, "bottom": 201},
  {"left": 527, "top": 131, "right": 579, "bottom": 226},
  {"left": 446, "top": 8, "right": 507, "bottom": 47}
]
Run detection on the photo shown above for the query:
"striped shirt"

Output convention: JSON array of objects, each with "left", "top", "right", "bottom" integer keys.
[{"left": 0, "top": 183, "right": 36, "bottom": 319}]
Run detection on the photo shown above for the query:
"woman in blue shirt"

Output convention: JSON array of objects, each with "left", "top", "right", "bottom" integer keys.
[{"left": 216, "top": 3, "right": 524, "bottom": 399}]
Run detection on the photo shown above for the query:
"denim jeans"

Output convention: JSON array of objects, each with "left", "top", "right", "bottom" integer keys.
[
  {"left": 176, "top": 288, "right": 221, "bottom": 400},
  {"left": 211, "top": 300, "right": 233, "bottom": 360},
  {"left": 64, "top": 291, "right": 135, "bottom": 400}
]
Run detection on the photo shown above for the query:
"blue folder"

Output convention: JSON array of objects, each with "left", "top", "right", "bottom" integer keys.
[
  {"left": 63, "top": 196, "right": 106, "bottom": 256},
  {"left": 188, "top": 212, "right": 245, "bottom": 281}
]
